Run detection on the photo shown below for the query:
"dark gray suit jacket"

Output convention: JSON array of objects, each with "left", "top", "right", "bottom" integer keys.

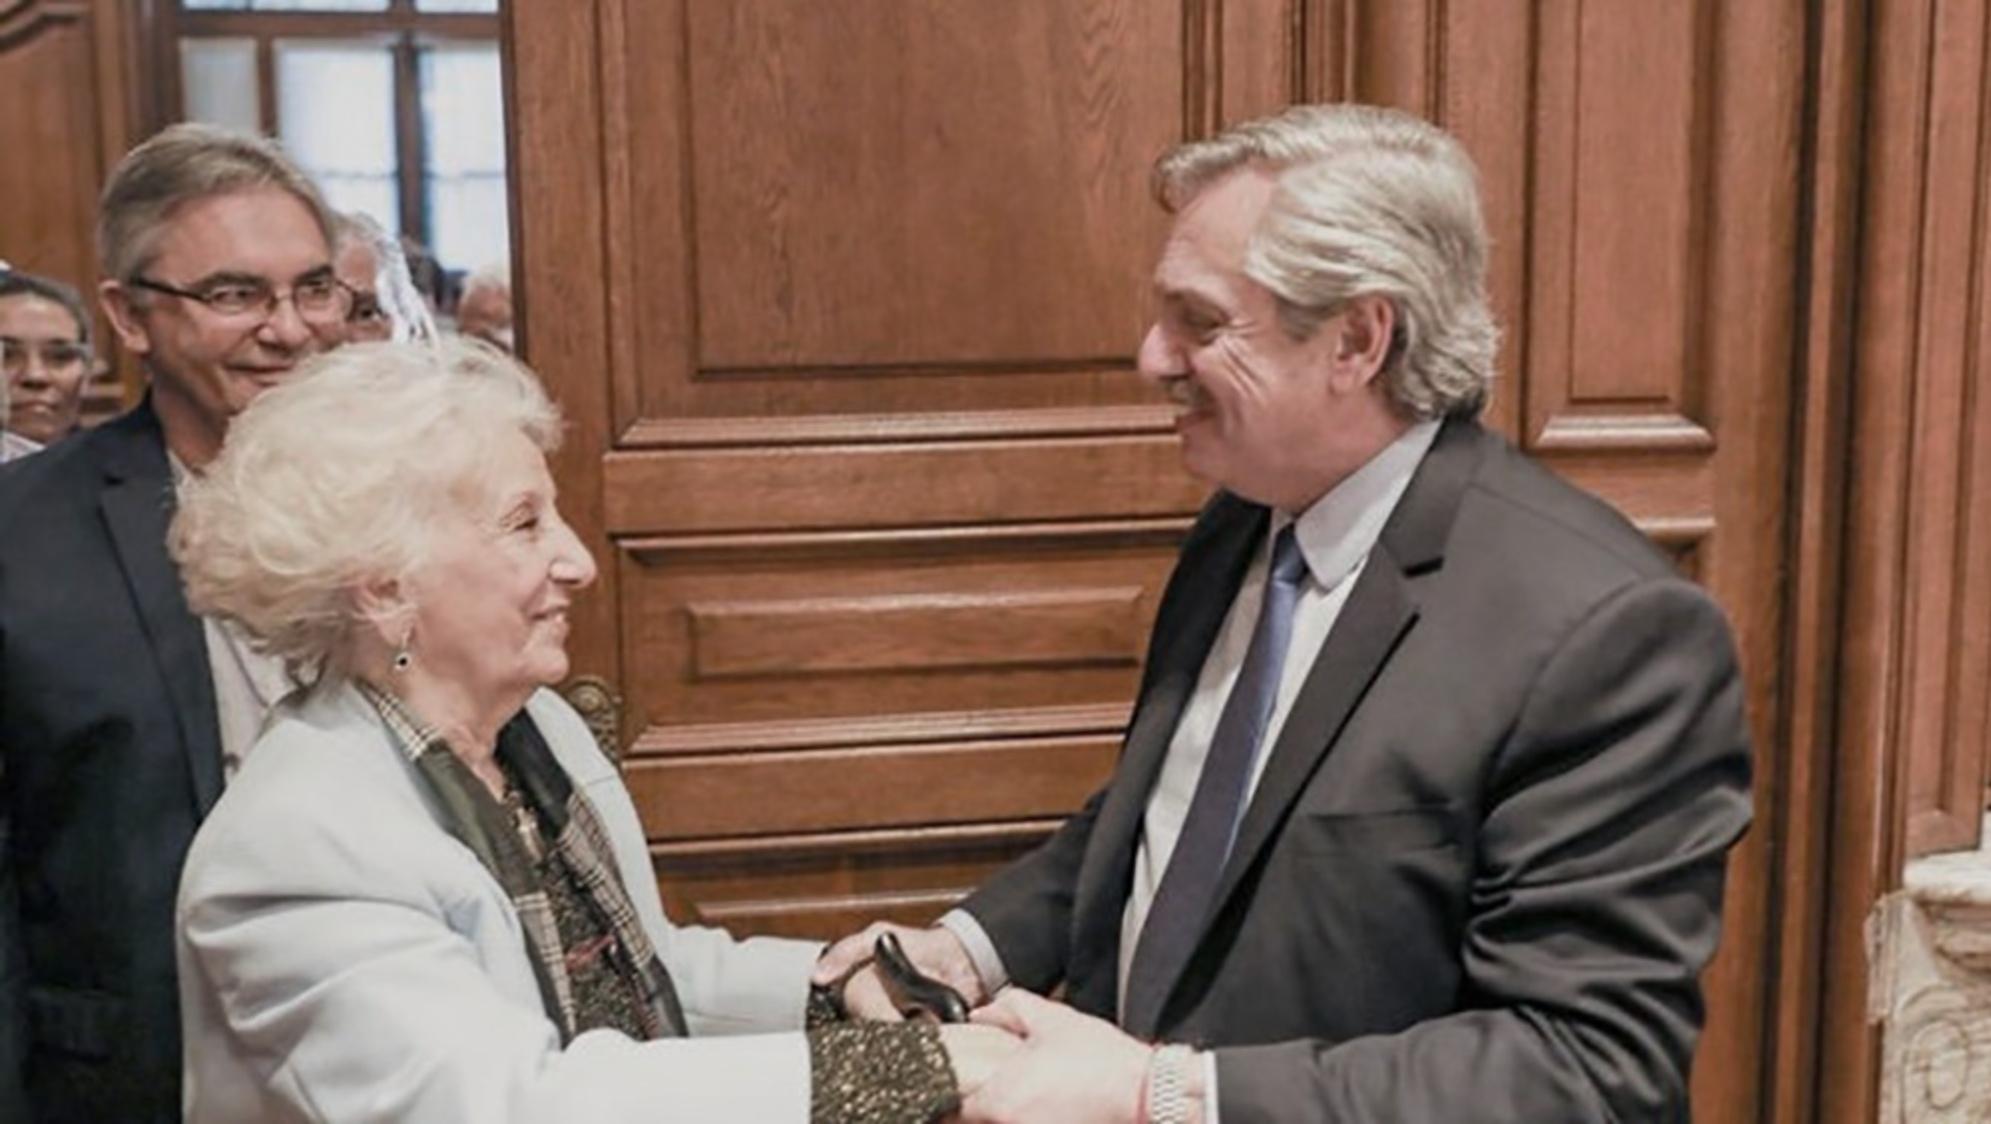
[
  {"left": 0, "top": 400, "right": 221, "bottom": 1123},
  {"left": 961, "top": 418, "right": 1752, "bottom": 1122}
]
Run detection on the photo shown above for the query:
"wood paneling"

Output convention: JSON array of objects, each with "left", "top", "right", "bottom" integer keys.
[
  {"left": 652, "top": 821, "right": 1057, "bottom": 939},
  {"left": 0, "top": 4, "right": 101, "bottom": 288},
  {"left": 603, "top": 437, "right": 1205, "bottom": 533},
  {"left": 628, "top": 735, "right": 1117, "bottom": 840},
  {"left": 619, "top": 522, "right": 1182, "bottom": 731},
  {"left": 0, "top": 0, "right": 135, "bottom": 414},
  {"left": 1814, "top": 2, "right": 1991, "bottom": 1120},
  {"left": 1889, "top": 0, "right": 1991, "bottom": 860},
  {"left": 1773, "top": 2, "right": 1868, "bottom": 1120},
  {"left": 610, "top": 0, "right": 1190, "bottom": 437},
  {"left": 684, "top": 587, "right": 1145, "bottom": 680}
]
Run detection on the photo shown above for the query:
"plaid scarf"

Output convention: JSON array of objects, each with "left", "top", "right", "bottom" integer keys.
[{"left": 359, "top": 681, "right": 686, "bottom": 1042}]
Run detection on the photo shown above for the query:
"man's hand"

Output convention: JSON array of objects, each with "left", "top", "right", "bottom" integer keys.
[
  {"left": 812, "top": 921, "right": 986, "bottom": 1021},
  {"left": 957, "top": 988, "right": 1162, "bottom": 1124}
]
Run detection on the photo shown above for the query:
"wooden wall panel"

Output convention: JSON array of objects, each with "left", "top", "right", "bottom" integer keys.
[
  {"left": 1770, "top": 3, "right": 1867, "bottom": 1118},
  {"left": 1816, "top": 1, "right": 1991, "bottom": 1118},
  {"left": 1529, "top": 0, "right": 1714, "bottom": 453},
  {"left": 0, "top": 0, "right": 134, "bottom": 417},
  {"left": 612, "top": 0, "right": 1190, "bottom": 439},
  {"left": 618, "top": 522, "right": 1182, "bottom": 733},
  {"left": 1891, "top": 0, "right": 1991, "bottom": 859},
  {"left": 653, "top": 822, "right": 1056, "bottom": 940},
  {"left": 0, "top": 3, "right": 102, "bottom": 291},
  {"left": 680, "top": 2, "right": 1175, "bottom": 371}
]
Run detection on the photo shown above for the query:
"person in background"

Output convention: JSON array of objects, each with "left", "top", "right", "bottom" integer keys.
[
  {"left": 171, "top": 339, "right": 1012, "bottom": 1123},
  {"left": 455, "top": 261, "right": 515, "bottom": 351},
  {"left": 332, "top": 210, "right": 437, "bottom": 344},
  {"left": 0, "top": 269, "right": 95, "bottom": 457},
  {"left": 0, "top": 122, "right": 349, "bottom": 1123},
  {"left": 820, "top": 104, "right": 1753, "bottom": 1123}
]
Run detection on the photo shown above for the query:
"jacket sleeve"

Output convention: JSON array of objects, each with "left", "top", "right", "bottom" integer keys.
[
  {"left": 955, "top": 784, "right": 1109, "bottom": 991},
  {"left": 1211, "top": 577, "right": 1754, "bottom": 1124},
  {"left": 179, "top": 798, "right": 813, "bottom": 1123}
]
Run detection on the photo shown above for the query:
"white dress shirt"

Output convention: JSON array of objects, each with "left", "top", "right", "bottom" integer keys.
[
  {"left": 0, "top": 430, "right": 42, "bottom": 463},
  {"left": 942, "top": 419, "right": 1440, "bottom": 1116}
]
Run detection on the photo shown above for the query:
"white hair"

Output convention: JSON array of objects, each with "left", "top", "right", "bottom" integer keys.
[
  {"left": 170, "top": 338, "right": 561, "bottom": 674},
  {"left": 1154, "top": 103, "right": 1499, "bottom": 420},
  {"left": 335, "top": 210, "right": 438, "bottom": 344}
]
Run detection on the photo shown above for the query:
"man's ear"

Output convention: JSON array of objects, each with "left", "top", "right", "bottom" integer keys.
[
  {"left": 98, "top": 281, "right": 153, "bottom": 357},
  {"left": 1324, "top": 294, "right": 1397, "bottom": 395}
]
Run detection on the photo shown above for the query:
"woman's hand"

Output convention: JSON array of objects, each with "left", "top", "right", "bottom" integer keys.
[{"left": 938, "top": 1023, "right": 1023, "bottom": 1101}]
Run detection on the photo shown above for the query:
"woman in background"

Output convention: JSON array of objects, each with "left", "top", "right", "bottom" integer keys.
[
  {"left": 170, "top": 339, "right": 1009, "bottom": 1122},
  {"left": 0, "top": 269, "right": 94, "bottom": 459}
]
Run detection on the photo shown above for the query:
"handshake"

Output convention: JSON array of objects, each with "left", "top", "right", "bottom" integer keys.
[{"left": 811, "top": 922, "right": 1205, "bottom": 1124}]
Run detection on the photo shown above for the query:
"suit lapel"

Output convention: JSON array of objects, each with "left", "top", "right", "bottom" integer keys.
[
  {"left": 1064, "top": 498, "right": 1266, "bottom": 1015},
  {"left": 1163, "top": 418, "right": 1488, "bottom": 1024},
  {"left": 95, "top": 404, "right": 223, "bottom": 815}
]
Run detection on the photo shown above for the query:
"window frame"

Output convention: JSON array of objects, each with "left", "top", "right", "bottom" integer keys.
[{"left": 155, "top": 0, "right": 502, "bottom": 260}]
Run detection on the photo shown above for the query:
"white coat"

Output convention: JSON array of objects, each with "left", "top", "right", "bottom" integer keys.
[{"left": 178, "top": 681, "right": 821, "bottom": 1122}]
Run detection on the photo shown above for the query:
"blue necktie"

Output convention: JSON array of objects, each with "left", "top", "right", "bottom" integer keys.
[{"left": 1123, "top": 525, "right": 1310, "bottom": 1036}]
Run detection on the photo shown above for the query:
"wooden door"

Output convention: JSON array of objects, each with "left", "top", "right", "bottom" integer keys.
[
  {"left": 0, "top": 0, "right": 136, "bottom": 416},
  {"left": 508, "top": 2, "right": 1802, "bottom": 1118}
]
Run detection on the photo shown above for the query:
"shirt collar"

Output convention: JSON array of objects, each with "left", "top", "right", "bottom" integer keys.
[{"left": 1276, "top": 419, "right": 1441, "bottom": 590}]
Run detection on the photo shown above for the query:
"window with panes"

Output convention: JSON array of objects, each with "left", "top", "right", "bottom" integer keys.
[{"left": 164, "top": 0, "right": 508, "bottom": 287}]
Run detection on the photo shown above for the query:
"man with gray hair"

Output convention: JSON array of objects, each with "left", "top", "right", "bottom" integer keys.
[
  {"left": 0, "top": 122, "right": 348, "bottom": 1122},
  {"left": 332, "top": 209, "right": 437, "bottom": 344},
  {"left": 820, "top": 104, "right": 1752, "bottom": 1122}
]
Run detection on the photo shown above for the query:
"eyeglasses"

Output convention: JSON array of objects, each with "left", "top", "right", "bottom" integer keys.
[
  {"left": 2, "top": 339, "right": 92, "bottom": 379},
  {"left": 129, "top": 272, "right": 354, "bottom": 324},
  {"left": 347, "top": 291, "right": 389, "bottom": 330}
]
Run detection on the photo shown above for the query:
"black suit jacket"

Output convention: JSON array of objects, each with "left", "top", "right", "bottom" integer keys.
[
  {"left": 0, "top": 401, "right": 221, "bottom": 1123},
  {"left": 962, "top": 419, "right": 1753, "bottom": 1122}
]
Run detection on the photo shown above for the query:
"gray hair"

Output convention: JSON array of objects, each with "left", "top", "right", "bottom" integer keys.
[
  {"left": 335, "top": 210, "right": 439, "bottom": 343},
  {"left": 1153, "top": 104, "right": 1498, "bottom": 419},
  {"left": 98, "top": 123, "right": 335, "bottom": 284},
  {"left": 169, "top": 338, "right": 562, "bottom": 674}
]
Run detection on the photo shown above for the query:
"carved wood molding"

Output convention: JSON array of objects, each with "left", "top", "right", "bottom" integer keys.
[
  {"left": 0, "top": 0, "right": 84, "bottom": 52},
  {"left": 1182, "top": 0, "right": 1222, "bottom": 137},
  {"left": 633, "top": 702, "right": 1132, "bottom": 759},
  {"left": 559, "top": 675, "right": 627, "bottom": 766},
  {"left": 1850, "top": 0, "right": 1991, "bottom": 862},
  {"left": 1533, "top": 412, "right": 1716, "bottom": 453},
  {"left": 619, "top": 403, "right": 1177, "bottom": 450}
]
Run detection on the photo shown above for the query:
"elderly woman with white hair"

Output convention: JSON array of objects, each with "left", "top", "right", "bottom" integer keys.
[{"left": 169, "top": 340, "right": 1011, "bottom": 1123}]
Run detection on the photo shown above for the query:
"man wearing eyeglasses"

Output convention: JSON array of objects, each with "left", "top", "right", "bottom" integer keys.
[{"left": 0, "top": 122, "right": 346, "bottom": 1123}]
